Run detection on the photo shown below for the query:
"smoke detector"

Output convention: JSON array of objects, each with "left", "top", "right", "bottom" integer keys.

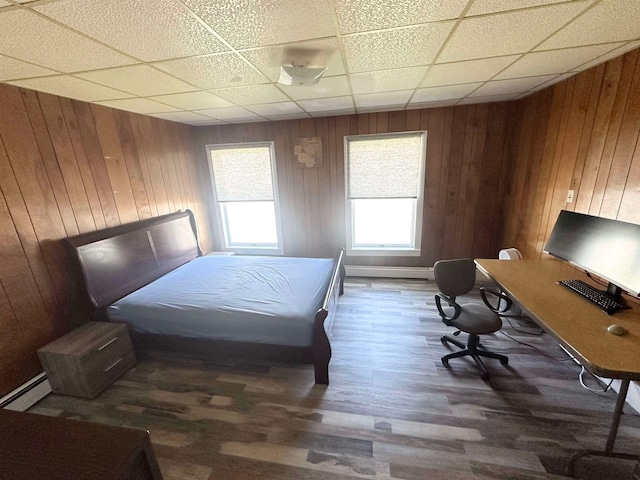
[{"left": 278, "top": 64, "right": 327, "bottom": 86}]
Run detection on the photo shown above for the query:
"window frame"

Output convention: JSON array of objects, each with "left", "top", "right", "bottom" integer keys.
[
  {"left": 206, "top": 141, "right": 284, "bottom": 255},
  {"left": 344, "top": 131, "right": 427, "bottom": 257}
]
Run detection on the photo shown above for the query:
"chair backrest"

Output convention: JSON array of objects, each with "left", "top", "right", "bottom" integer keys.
[{"left": 434, "top": 258, "right": 476, "bottom": 298}]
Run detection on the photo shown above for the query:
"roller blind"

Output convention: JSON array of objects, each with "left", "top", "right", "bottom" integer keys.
[
  {"left": 347, "top": 133, "right": 424, "bottom": 199},
  {"left": 209, "top": 144, "right": 274, "bottom": 202}
]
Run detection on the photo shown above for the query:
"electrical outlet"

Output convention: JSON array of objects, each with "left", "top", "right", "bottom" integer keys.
[{"left": 566, "top": 190, "right": 574, "bottom": 203}]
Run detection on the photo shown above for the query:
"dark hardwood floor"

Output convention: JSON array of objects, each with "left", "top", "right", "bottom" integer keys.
[{"left": 29, "top": 278, "right": 640, "bottom": 479}]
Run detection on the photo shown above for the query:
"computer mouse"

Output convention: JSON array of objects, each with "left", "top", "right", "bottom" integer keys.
[{"left": 607, "top": 324, "right": 628, "bottom": 336}]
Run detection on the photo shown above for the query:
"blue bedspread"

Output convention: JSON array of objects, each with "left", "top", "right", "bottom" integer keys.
[{"left": 107, "top": 255, "right": 334, "bottom": 347}]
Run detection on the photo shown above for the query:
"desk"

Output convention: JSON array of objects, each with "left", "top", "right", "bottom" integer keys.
[{"left": 475, "top": 258, "right": 640, "bottom": 474}]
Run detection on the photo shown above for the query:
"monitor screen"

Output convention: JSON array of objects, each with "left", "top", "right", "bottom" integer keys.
[{"left": 544, "top": 210, "right": 640, "bottom": 296}]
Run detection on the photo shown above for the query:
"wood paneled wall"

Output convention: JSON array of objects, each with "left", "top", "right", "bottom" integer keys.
[
  {"left": 500, "top": 47, "right": 640, "bottom": 258},
  {"left": 0, "top": 84, "right": 211, "bottom": 396},
  {"left": 195, "top": 103, "right": 512, "bottom": 267}
]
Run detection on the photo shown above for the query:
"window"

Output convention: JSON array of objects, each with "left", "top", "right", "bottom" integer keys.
[
  {"left": 207, "top": 142, "right": 283, "bottom": 254},
  {"left": 345, "top": 131, "right": 427, "bottom": 256}
]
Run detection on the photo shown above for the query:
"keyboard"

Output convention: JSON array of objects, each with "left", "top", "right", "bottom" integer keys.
[{"left": 558, "top": 279, "right": 626, "bottom": 315}]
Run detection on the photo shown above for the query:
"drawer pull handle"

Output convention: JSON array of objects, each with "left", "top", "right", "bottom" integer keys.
[
  {"left": 104, "top": 357, "right": 123, "bottom": 372},
  {"left": 98, "top": 337, "right": 118, "bottom": 351}
]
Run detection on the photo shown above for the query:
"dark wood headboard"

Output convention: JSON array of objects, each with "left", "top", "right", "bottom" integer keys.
[{"left": 65, "top": 210, "right": 201, "bottom": 310}]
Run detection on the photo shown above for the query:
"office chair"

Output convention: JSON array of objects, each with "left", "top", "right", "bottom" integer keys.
[{"left": 434, "top": 258, "right": 509, "bottom": 380}]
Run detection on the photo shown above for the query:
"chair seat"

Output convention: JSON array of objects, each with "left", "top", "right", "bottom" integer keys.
[{"left": 441, "top": 303, "right": 502, "bottom": 334}]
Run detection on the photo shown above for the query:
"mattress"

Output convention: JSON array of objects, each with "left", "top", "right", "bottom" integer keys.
[{"left": 107, "top": 255, "right": 334, "bottom": 347}]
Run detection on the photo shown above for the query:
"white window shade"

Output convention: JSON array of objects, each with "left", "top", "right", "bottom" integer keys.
[
  {"left": 347, "top": 133, "right": 423, "bottom": 199},
  {"left": 209, "top": 145, "right": 274, "bottom": 202}
]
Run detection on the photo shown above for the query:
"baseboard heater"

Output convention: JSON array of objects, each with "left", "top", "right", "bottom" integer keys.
[
  {"left": 345, "top": 266, "right": 434, "bottom": 279},
  {"left": 344, "top": 265, "right": 488, "bottom": 282},
  {"left": 0, "top": 373, "right": 51, "bottom": 411}
]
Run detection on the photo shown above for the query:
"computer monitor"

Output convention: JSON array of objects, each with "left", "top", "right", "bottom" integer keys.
[{"left": 544, "top": 210, "right": 640, "bottom": 298}]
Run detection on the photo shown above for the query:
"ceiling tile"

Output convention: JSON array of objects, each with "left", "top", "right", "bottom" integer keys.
[
  {"left": 308, "top": 108, "right": 356, "bottom": 117},
  {"left": 76, "top": 65, "right": 195, "bottom": 96},
  {"left": 350, "top": 67, "right": 427, "bottom": 94},
  {"left": 343, "top": 22, "right": 455, "bottom": 73},
  {"left": 154, "top": 53, "right": 269, "bottom": 89},
  {"left": 33, "top": 0, "right": 228, "bottom": 62},
  {"left": 210, "top": 84, "right": 289, "bottom": 105},
  {"left": 183, "top": 0, "right": 335, "bottom": 49},
  {"left": 354, "top": 90, "right": 413, "bottom": 109},
  {"left": 576, "top": 41, "right": 640, "bottom": 72},
  {"left": 185, "top": 119, "right": 228, "bottom": 126},
  {"left": 335, "top": 0, "right": 468, "bottom": 34},
  {"left": 245, "top": 102, "right": 304, "bottom": 116},
  {"left": 538, "top": 0, "right": 640, "bottom": 51},
  {"left": 422, "top": 55, "right": 520, "bottom": 87},
  {"left": 469, "top": 75, "right": 558, "bottom": 97},
  {"left": 95, "top": 98, "right": 181, "bottom": 114},
  {"left": 495, "top": 43, "right": 622, "bottom": 80},
  {"left": 240, "top": 38, "right": 345, "bottom": 81},
  {"left": 149, "top": 112, "right": 212, "bottom": 122},
  {"left": 148, "top": 91, "right": 233, "bottom": 110},
  {"left": 0, "top": 9, "right": 135, "bottom": 72},
  {"left": 530, "top": 72, "right": 576, "bottom": 91},
  {"left": 457, "top": 93, "right": 517, "bottom": 105},
  {"left": 0, "top": 55, "right": 56, "bottom": 81},
  {"left": 298, "top": 96, "right": 355, "bottom": 112},
  {"left": 438, "top": 1, "right": 591, "bottom": 63},
  {"left": 412, "top": 83, "right": 483, "bottom": 103},
  {"left": 467, "top": 0, "right": 572, "bottom": 16},
  {"left": 264, "top": 112, "right": 311, "bottom": 121},
  {"left": 407, "top": 99, "right": 459, "bottom": 109},
  {"left": 279, "top": 76, "right": 351, "bottom": 101},
  {"left": 7, "top": 75, "right": 131, "bottom": 102},
  {"left": 195, "top": 106, "right": 261, "bottom": 120}
]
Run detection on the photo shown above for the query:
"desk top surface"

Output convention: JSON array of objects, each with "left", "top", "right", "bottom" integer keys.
[
  {"left": 476, "top": 259, "right": 640, "bottom": 380},
  {"left": 0, "top": 409, "right": 152, "bottom": 480}
]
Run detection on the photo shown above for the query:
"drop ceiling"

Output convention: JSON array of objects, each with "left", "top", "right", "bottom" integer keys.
[{"left": 0, "top": 0, "right": 639, "bottom": 126}]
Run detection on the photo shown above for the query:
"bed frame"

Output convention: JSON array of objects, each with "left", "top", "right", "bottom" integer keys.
[{"left": 64, "top": 210, "right": 345, "bottom": 384}]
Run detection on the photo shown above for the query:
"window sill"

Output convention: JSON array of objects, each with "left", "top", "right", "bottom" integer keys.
[
  {"left": 347, "top": 248, "right": 421, "bottom": 257},
  {"left": 225, "top": 246, "right": 283, "bottom": 256}
]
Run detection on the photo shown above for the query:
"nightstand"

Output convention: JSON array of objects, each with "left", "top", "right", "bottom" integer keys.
[{"left": 37, "top": 322, "right": 136, "bottom": 399}]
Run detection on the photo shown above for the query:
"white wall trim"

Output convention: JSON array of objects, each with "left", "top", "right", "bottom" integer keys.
[{"left": 345, "top": 265, "right": 434, "bottom": 279}]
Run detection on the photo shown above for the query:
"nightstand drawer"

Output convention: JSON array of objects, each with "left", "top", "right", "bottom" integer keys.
[
  {"left": 38, "top": 322, "right": 137, "bottom": 399},
  {"left": 83, "top": 348, "right": 137, "bottom": 399}
]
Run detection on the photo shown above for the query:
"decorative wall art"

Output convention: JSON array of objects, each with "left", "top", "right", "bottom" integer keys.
[{"left": 294, "top": 137, "right": 323, "bottom": 168}]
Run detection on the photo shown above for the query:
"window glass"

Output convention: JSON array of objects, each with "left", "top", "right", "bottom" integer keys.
[
  {"left": 345, "top": 132, "right": 426, "bottom": 256},
  {"left": 207, "top": 142, "right": 282, "bottom": 254}
]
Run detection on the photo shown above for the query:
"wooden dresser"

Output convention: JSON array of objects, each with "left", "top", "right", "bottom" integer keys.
[
  {"left": 0, "top": 409, "right": 163, "bottom": 479},
  {"left": 38, "top": 321, "right": 136, "bottom": 398}
]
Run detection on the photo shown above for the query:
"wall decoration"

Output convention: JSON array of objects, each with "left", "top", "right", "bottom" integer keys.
[{"left": 294, "top": 137, "right": 323, "bottom": 168}]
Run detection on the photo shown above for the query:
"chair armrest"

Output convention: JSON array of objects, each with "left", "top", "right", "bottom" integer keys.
[
  {"left": 480, "top": 287, "right": 512, "bottom": 313},
  {"left": 435, "top": 293, "right": 461, "bottom": 324}
]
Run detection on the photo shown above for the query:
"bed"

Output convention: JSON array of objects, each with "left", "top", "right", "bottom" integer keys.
[{"left": 65, "top": 210, "right": 345, "bottom": 384}]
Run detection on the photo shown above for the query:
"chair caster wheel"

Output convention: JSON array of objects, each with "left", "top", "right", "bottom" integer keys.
[
  {"left": 442, "top": 358, "right": 449, "bottom": 367},
  {"left": 500, "top": 358, "right": 509, "bottom": 366},
  {"left": 440, "top": 337, "right": 447, "bottom": 346},
  {"left": 480, "top": 372, "right": 489, "bottom": 381}
]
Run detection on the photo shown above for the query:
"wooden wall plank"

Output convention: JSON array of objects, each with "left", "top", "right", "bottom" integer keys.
[
  {"left": 72, "top": 101, "right": 121, "bottom": 228},
  {"left": 38, "top": 92, "right": 96, "bottom": 234},
  {"left": 0, "top": 84, "right": 210, "bottom": 396},
  {"left": 20, "top": 90, "right": 79, "bottom": 237},
  {"left": 112, "top": 110, "right": 152, "bottom": 220},
  {"left": 501, "top": 47, "right": 640, "bottom": 259}
]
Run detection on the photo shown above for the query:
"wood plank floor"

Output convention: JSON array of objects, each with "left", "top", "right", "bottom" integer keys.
[{"left": 29, "top": 278, "right": 640, "bottom": 479}]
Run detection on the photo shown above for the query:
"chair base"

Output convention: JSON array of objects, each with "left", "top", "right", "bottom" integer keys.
[{"left": 441, "top": 333, "right": 508, "bottom": 380}]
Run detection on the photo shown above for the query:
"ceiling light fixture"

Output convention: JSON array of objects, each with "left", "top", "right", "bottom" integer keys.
[{"left": 277, "top": 64, "right": 327, "bottom": 86}]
